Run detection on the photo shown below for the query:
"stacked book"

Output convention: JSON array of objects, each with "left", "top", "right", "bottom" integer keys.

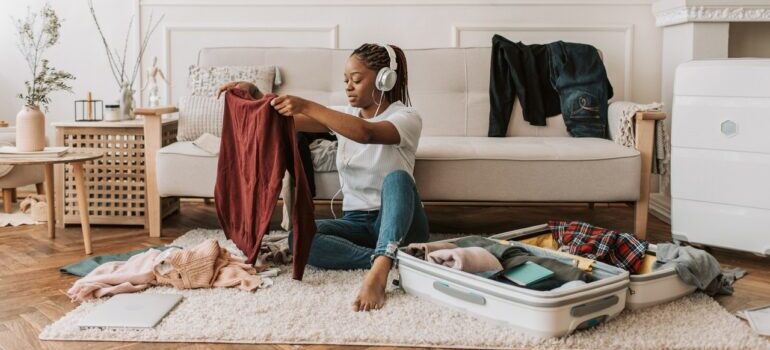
[{"left": 0, "top": 146, "right": 69, "bottom": 158}]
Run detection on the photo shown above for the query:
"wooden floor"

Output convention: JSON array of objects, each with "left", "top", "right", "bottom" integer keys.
[{"left": 1, "top": 201, "right": 768, "bottom": 350}]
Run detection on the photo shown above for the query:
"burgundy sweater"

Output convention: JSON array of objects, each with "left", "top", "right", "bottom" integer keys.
[{"left": 215, "top": 89, "right": 316, "bottom": 280}]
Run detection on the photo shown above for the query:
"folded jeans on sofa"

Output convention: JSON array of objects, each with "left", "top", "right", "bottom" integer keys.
[{"left": 547, "top": 41, "right": 614, "bottom": 138}]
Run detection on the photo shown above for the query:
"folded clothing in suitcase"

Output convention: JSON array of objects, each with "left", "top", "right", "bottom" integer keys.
[
  {"left": 396, "top": 236, "right": 630, "bottom": 337},
  {"left": 489, "top": 224, "right": 696, "bottom": 310}
]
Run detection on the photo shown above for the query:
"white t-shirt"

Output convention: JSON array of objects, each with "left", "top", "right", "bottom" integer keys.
[{"left": 329, "top": 101, "right": 422, "bottom": 211}]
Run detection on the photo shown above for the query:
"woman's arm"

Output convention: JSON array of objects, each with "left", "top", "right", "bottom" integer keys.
[
  {"left": 294, "top": 113, "right": 331, "bottom": 133},
  {"left": 273, "top": 96, "right": 400, "bottom": 145}
]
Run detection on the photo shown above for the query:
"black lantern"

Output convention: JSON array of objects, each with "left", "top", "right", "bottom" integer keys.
[{"left": 74, "top": 92, "right": 104, "bottom": 121}]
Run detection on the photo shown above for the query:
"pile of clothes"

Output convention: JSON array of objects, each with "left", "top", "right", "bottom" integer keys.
[
  {"left": 407, "top": 236, "right": 594, "bottom": 292},
  {"left": 547, "top": 220, "right": 743, "bottom": 296},
  {"left": 488, "top": 35, "right": 613, "bottom": 138},
  {"left": 65, "top": 238, "right": 288, "bottom": 302}
]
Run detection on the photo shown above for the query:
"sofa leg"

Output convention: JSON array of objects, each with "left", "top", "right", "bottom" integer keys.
[
  {"left": 3, "top": 189, "right": 13, "bottom": 213},
  {"left": 588, "top": 202, "right": 595, "bottom": 210},
  {"left": 634, "top": 201, "right": 649, "bottom": 240},
  {"left": 36, "top": 183, "right": 44, "bottom": 195},
  {"left": 633, "top": 112, "right": 659, "bottom": 240}
]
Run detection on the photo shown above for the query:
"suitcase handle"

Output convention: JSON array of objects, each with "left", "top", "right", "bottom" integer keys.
[
  {"left": 570, "top": 295, "right": 619, "bottom": 317},
  {"left": 433, "top": 281, "right": 486, "bottom": 305}
]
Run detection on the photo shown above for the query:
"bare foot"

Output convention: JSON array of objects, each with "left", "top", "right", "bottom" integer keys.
[{"left": 353, "top": 256, "right": 392, "bottom": 312}]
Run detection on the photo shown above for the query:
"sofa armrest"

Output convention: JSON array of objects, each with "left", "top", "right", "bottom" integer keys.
[{"left": 137, "top": 106, "right": 179, "bottom": 238}]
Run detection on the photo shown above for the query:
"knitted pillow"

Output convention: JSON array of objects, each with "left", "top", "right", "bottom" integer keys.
[
  {"left": 187, "top": 65, "right": 276, "bottom": 96},
  {"left": 176, "top": 95, "right": 226, "bottom": 142}
]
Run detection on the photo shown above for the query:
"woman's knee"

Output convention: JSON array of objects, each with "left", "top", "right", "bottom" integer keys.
[{"left": 383, "top": 170, "right": 413, "bottom": 188}]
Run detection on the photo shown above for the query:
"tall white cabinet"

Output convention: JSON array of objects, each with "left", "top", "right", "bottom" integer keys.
[{"left": 671, "top": 59, "right": 770, "bottom": 256}]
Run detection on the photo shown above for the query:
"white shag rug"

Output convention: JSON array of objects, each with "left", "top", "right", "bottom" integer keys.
[
  {"left": 0, "top": 211, "right": 40, "bottom": 227},
  {"left": 40, "top": 229, "right": 770, "bottom": 350}
]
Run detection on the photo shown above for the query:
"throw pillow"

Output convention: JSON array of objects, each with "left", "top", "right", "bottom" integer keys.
[
  {"left": 176, "top": 95, "right": 225, "bottom": 141},
  {"left": 187, "top": 65, "right": 276, "bottom": 96}
]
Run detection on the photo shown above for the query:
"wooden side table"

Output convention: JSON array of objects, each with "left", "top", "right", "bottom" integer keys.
[
  {"left": 53, "top": 117, "right": 179, "bottom": 227},
  {"left": 0, "top": 152, "right": 103, "bottom": 254}
]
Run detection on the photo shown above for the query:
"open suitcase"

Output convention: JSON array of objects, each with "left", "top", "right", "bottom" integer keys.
[
  {"left": 489, "top": 224, "right": 696, "bottom": 310},
  {"left": 395, "top": 234, "right": 630, "bottom": 337}
]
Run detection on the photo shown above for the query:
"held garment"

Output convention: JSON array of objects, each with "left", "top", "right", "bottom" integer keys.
[{"left": 215, "top": 89, "right": 316, "bottom": 280}]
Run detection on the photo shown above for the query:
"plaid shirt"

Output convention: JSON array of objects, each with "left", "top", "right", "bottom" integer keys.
[{"left": 548, "top": 220, "right": 648, "bottom": 274}]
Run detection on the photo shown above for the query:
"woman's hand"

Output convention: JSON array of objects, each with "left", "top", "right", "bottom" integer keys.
[
  {"left": 270, "top": 95, "right": 311, "bottom": 117},
  {"left": 216, "top": 81, "right": 260, "bottom": 99}
]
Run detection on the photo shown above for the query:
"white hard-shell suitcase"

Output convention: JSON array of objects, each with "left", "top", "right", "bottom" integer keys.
[
  {"left": 672, "top": 59, "right": 770, "bottom": 256},
  {"left": 395, "top": 235, "right": 629, "bottom": 337},
  {"left": 489, "top": 224, "right": 696, "bottom": 310}
]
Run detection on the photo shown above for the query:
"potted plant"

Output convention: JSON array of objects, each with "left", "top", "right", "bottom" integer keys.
[{"left": 12, "top": 3, "right": 75, "bottom": 152}]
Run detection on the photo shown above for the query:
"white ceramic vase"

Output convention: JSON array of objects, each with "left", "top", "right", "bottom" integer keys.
[{"left": 16, "top": 105, "right": 46, "bottom": 152}]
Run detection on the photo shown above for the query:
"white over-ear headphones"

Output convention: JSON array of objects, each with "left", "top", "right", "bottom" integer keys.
[{"left": 375, "top": 43, "right": 398, "bottom": 92}]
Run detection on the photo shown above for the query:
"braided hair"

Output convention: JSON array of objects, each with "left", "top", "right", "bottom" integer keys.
[{"left": 351, "top": 43, "right": 411, "bottom": 107}]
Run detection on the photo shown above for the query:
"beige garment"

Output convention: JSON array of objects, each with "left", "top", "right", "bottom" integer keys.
[
  {"left": 19, "top": 194, "right": 46, "bottom": 213},
  {"left": 154, "top": 239, "right": 268, "bottom": 292},
  {"left": 67, "top": 249, "right": 162, "bottom": 302},
  {"left": 405, "top": 242, "right": 458, "bottom": 260}
]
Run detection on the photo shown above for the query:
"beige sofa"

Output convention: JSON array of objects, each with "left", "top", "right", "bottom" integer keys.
[{"left": 142, "top": 47, "right": 664, "bottom": 239}]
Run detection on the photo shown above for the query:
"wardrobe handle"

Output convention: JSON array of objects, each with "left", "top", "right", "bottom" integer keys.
[{"left": 433, "top": 281, "right": 486, "bottom": 305}]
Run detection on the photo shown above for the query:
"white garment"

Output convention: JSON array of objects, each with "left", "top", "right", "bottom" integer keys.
[
  {"left": 308, "top": 139, "right": 337, "bottom": 172},
  {"left": 607, "top": 101, "right": 669, "bottom": 176},
  {"left": 192, "top": 133, "right": 221, "bottom": 155},
  {"left": 329, "top": 102, "right": 422, "bottom": 211}
]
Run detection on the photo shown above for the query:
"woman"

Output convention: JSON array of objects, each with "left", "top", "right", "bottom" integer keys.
[{"left": 217, "top": 43, "right": 428, "bottom": 312}]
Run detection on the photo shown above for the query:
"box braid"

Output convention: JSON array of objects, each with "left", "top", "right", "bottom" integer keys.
[{"left": 351, "top": 43, "right": 411, "bottom": 106}]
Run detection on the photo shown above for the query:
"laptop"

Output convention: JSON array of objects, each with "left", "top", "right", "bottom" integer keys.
[{"left": 78, "top": 293, "right": 183, "bottom": 330}]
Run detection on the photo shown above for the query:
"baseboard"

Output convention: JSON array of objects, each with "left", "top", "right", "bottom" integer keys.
[{"left": 649, "top": 193, "right": 671, "bottom": 224}]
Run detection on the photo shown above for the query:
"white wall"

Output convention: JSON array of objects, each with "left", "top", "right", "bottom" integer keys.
[
  {"left": 0, "top": 0, "right": 137, "bottom": 144},
  {"left": 1, "top": 0, "right": 662, "bottom": 146}
]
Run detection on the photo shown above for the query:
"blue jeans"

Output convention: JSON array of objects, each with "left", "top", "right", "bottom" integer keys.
[
  {"left": 288, "top": 170, "right": 430, "bottom": 270},
  {"left": 547, "top": 41, "right": 614, "bottom": 138}
]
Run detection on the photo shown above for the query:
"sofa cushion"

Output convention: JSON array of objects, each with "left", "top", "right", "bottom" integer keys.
[
  {"left": 157, "top": 137, "right": 641, "bottom": 202},
  {"left": 413, "top": 136, "right": 640, "bottom": 202},
  {"left": 157, "top": 142, "right": 218, "bottom": 198},
  {"left": 157, "top": 141, "right": 340, "bottom": 199},
  {"left": 196, "top": 47, "right": 573, "bottom": 137},
  {"left": 416, "top": 136, "right": 637, "bottom": 161}
]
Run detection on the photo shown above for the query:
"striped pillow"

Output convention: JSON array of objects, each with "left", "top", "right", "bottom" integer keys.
[{"left": 176, "top": 95, "right": 225, "bottom": 141}]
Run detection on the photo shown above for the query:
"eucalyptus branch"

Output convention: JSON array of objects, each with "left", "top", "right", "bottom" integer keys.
[{"left": 12, "top": 3, "right": 75, "bottom": 110}]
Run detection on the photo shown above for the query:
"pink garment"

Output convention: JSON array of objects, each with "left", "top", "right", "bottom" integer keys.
[
  {"left": 405, "top": 242, "right": 458, "bottom": 260},
  {"left": 67, "top": 240, "right": 271, "bottom": 302},
  {"left": 427, "top": 247, "right": 503, "bottom": 274},
  {"left": 67, "top": 249, "right": 161, "bottom": 302}
]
